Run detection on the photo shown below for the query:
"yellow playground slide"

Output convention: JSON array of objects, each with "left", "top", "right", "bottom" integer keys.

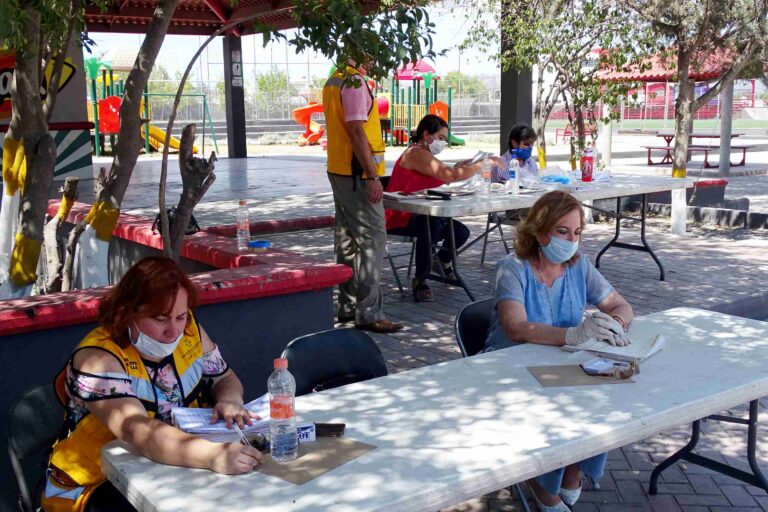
[{"left": 143, "top": 125, "right": 199, "bottom": 154}]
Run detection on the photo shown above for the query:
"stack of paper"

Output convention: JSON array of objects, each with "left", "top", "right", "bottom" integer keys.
[
  {"left": 562, "top": 334, "right": 665, "bottom": 363},
  {"left": 172, "top": 394, "right": 272, "bottom": 443}
]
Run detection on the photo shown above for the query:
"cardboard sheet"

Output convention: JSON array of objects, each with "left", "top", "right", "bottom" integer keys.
[
  {"left": 527, "top": 365, "right": 634, "bottom": 388},
  {"left": 258, "top": 437, "right": 376, "bottom": 485}
]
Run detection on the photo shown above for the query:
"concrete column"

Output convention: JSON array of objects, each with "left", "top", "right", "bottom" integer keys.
[
  {"left": 499, "top": 0, "right": 532, "bottom": 153},
  {"left": 223, "top": 35, "right": 247, "bottom": 158},
  {"left": 719, "top": 80, "right": 734, "bottom": 177},
  {"left": 499, "top": 68, "right": 532, "bottom": 153}
]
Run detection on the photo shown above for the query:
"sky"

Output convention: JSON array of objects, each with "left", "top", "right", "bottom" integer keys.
[{"left": 84, "top": 4, "right": 501, "bottom": 87}]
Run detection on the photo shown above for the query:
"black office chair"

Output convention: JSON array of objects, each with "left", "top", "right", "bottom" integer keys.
[
  {"left": 281, "top": 328, "right": 389, "bottom": 397},
  {"left": 6, "top": 384, "right": 66, "bottom": 512}
]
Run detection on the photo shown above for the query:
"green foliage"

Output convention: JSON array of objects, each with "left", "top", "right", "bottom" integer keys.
[
  {"left": 0, "top": 0, "right": 107, "bottom": 56},
  {"left": 251, "top": 67, "right": 297, "bottom": 117},
  {"left": 441, "top": 71, "right": 487, "bottom": 97},
  {"left": 249, "top": 0, "right": 440, "bottom": 82}
]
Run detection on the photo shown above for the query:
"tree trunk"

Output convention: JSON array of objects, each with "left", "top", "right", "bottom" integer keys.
[
  {"left": 532, "top": 64, "right": 547, "bottom": 164},
  {"left": 73, "top": 0, "right": 179, "bottom": 287},
  {"left": 166, "top": 124, "right": 216, "bottom": 261},
  {"left": 0, "top": 4, "right": 57, "bottom": 299},
  {"left": 43, "top": 177, "right": 78, "bottom": 293},
  {"left": 672, "top": 47, "right": 694, "bottom": 178}
]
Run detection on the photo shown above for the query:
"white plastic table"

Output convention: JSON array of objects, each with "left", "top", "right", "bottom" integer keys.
[
  {"left": 103, "top": 307, "right": 768, "bottom": 512},
  {"left": 384, "top": 175, "right": 694, "bottom": 299}
]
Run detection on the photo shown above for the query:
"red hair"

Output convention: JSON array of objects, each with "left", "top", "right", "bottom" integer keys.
[{"left": 99, "top": 257, "right": 198, "bottom": 346}]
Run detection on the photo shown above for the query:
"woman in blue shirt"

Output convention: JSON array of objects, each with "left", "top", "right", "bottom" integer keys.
[{"left": 484, "top": 191, "right": 634, "bottom": 512}]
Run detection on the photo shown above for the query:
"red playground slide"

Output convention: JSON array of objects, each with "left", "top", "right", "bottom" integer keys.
[{"left": 292, "top": 102, "right": 325, "bottom": 146}]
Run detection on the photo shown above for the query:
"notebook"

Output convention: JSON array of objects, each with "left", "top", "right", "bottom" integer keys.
[{"left": 561, "top": 334, "right": 665, "bottom": 363}]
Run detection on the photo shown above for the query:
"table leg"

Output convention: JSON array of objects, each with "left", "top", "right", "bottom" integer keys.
[
  {"left": 447, "top": 218, "right": 475, "bottom": 301},
  {"left": 593, "top": 195, "right": 665, "bottom": 280},
  {"left": 595, "top": 198, "right": 621, "bottom": 269},
  {"left": 423, "top": 217, "right": 475, "bottom": 301},
  {"left": 649, "top": 400, "right": 768, "bottom": 495}
]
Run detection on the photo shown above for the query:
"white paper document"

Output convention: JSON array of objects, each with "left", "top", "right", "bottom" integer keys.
[{"left": 562, "top": 334, "right": 665, "bottom": 362}]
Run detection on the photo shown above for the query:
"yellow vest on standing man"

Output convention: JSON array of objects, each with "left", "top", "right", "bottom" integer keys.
[{"left": 323, "top": 66, "right": 385, "bottom": 177}]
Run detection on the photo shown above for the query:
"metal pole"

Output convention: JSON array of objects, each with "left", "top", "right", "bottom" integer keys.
[
  {"left": 91, "top": 78, "right": 101, "bottom": 157},
  {"left": 407, "top": 87, "right": 412, "bottom": 144},
  {"left": 204, "top": 95, "right": 219, "bottom": 154},
  {"left": 143, "top": 85, "right": 151, "bottom": 154},
  {"left": 448, "top": 87, "right": 453, "bottom": 147}
]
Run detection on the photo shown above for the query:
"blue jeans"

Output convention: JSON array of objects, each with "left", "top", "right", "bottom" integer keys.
[{"left": 536, "top": 452, "right": 607, "bottom": 495}]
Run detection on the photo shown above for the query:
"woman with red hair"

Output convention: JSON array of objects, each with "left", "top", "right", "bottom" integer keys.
[{"left": 42, "top": 257, "right": 260, "bottom": 512}]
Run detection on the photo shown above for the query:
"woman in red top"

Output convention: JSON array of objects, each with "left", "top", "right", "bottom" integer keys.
[{"left": 385, "top": 115, "right": 505, "bottom": 302}]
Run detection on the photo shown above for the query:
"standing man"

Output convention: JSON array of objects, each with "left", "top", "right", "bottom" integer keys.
[{"left": 323, "top": 63, "right": 403, "bottom": 333}]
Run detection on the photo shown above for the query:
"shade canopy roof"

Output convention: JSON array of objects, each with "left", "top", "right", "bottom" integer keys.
[
  {"left": 395, "top": 60, "right": 439, "bottom": 81},
  {"left": 598, "top": 49, "right": 734, "bottom": 83},
  {"left": 84, "top": 0, "right": 379, "bottom": 36}
]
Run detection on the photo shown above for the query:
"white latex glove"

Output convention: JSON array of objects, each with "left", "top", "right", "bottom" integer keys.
[
  {"left": 565, "top": 312, "right": 630, "bottom": 347},
  {"left": 591, "top": 311, "right": 632, "bottom": 347}
]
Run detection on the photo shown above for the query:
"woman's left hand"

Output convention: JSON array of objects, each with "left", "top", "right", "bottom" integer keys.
[{"left": 211, "top": 400, "right": 261, "bottom": 429}]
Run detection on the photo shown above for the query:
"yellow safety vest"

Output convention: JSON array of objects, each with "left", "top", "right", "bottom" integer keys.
[
  {"left": 323, "top": 66, "right": 385, "bottom": 177},
  {"left": 43, "top": 316, "right": 206, "bottom": 511}
]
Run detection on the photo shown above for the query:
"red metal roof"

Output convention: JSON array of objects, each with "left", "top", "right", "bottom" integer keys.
[
  {"left": 395, "top": 60, "right": 439, "bottom": 81},
  {"left": 84, "top": 0, "right": 379, "bottom": 36},
  {"left": 598, "top": 49, "right": 734, "bottom": 82}
]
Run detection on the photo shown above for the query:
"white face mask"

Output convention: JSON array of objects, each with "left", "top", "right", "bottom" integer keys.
[
  {"left": 428, "top": 139, "right": 447, "bottom": 155},
  {"left": 131, "top": 322, "right": 184, "bottom": 359}
]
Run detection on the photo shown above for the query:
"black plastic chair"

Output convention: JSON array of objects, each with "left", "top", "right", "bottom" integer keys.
[
  {"left": 454, "top": 298, "right": 495, "bottom": 357},
  {"left": 454, "top": 299, "right": 600, "bottom": 499},
  {"left": 454, "top": 298, "right": 533, "bottom": 510},
  {"left": 381, "top": 175, "right": 416, "bottom": 297},
  {"left": 281, "top": 328, "right": 389, "bottom": 397},
  {"left": 6, "top": 384, "right": 65, "bottom": 512}
]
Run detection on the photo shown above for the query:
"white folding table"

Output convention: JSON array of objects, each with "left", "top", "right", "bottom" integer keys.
[
  {"left": 384, "top": 175, "right": 694, "bottom": 299},
  {"left": 103, "top": 308, "right": 768, "bottom": 512}
]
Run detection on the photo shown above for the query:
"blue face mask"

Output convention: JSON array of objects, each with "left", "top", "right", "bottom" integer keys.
[
  {"left": 541, "top": 235, "right": 579, "bottom": 264},
  {"left": 511, "top": 147, "right": 533, "bottom": 161}
]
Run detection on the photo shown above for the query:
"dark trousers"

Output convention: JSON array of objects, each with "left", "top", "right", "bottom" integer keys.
[{"left": 389, "top": 215, "right": 470, "bottom": 280}]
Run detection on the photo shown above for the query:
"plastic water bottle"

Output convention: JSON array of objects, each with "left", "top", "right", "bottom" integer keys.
[
  {"left": 481, "top": 157, "right": 492, "bottom": 194},
  {"left": 507, "top": 159, "right": 520, "bottom": 194},
  {"left": 236, "top": 200, "right": 249, "bottom": 251},
  {"left": 268, "top": 358, "right": 298, "bottom": 462}
]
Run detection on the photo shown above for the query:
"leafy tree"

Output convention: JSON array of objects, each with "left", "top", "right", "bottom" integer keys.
[
  {"left": 253, "top": 67, "right": 296, "bottom": 118},
  {"left": 454, "top": 0, "right": 653, "bottom": 161},
  {"left": 625, "top": 0, "right": 768, "bottom": 177},
  {"left": 260, "top": 0, "right": 439, "bottom": 82},
  {"left": 0, "top": 0, "right": 100, "bottom": 297},
  {"left": 441, "top": 71, "right": 487, "bottom": 97}
]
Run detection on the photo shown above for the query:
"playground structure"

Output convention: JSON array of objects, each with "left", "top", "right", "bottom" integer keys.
[
  {"left": 289, "top": 60, "right": 465, "bottom": 147},
  {"left": 84, "top": 57, "right": 216, "bottom": 157}
]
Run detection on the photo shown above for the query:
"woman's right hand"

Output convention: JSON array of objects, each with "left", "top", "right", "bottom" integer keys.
[
  {"left": 209, "top": 442, "right": 262, "bottom": 474},
  {"left": 565, "top": 313, "right": 629, "bottom": 347}
]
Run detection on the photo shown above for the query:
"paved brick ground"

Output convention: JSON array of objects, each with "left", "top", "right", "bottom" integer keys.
[{"left": 263, "top": 214, "right": 768, "bottom": 512}]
